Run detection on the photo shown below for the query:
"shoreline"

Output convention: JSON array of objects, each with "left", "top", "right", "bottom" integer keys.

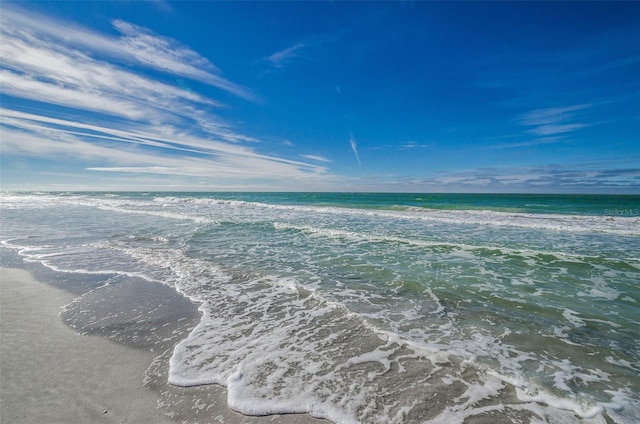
[
  {"left": 0, "top": 267, "right": 174, "bottom": 424},
  {"left": 0, "top": 267, "right": 328, "bottom": 424}
]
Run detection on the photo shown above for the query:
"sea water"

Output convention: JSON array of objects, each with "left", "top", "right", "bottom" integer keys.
[{"left": 1, "top": 192, "right": 638, "bottom": 423}]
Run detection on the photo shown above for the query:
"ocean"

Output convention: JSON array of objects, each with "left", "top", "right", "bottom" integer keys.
[{"left": 1, "top": 192, "right": 638, "bottom": 423}]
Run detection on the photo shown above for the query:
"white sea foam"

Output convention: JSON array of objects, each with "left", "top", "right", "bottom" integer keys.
[
  {"left": 516, "top": 386, "right": 604, "bottom": 418},
  {"left": 563, "top": 309, "right": 588, "bottom": 327},
  {"left": 107, "top": 245, "right": 587, "bottom": 423},
  {"left": 151, "top": 195, "right": 640, "bottom": 236},
  {"left": 6, "top": 192, "right": 639, "bottom": 238},
  {"left": 160, "top": 249, "right": 619, "bottom": 422}
]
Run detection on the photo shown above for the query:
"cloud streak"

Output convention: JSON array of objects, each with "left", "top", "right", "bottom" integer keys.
[
  {"left": 0, "top": 6, "right": 333, "bottom": 189},
  {"left": 266, "top": 42, "right": 307, "bottom": 69},
  {"left": 1, "top": 6, "right": 254, "bottom": 100},
  {"left": 301, "top": 154, "right": 332, "bottom": 163},
  {"left": 428, "top": 163, "right": 640, "bottom": 192},
  {"left": 2, "top": 109, "right": 329, "bottom": 180},
  {"left": 262, "top": 24, "right": 350, "bottom": 72},
  {"left": 519, "top": 104, "right": 591, "bottom": 137},
  {"left": 350, "top": 134, "right": 362, "bottom": 166}
]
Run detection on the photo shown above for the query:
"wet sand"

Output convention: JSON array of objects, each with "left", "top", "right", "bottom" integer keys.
[
  {"left": 1, "top": 268, "right": 177, "bottom": 423},
  {"left": 0, "top": 268, "right": 327, "bottom": 424}
]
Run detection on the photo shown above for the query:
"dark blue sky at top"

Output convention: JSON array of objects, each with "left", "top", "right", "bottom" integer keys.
[{"left": 1, "top": 1, "right": 638, "bottom": 192}]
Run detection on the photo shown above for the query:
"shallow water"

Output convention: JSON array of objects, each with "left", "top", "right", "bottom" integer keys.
[{"left": 1, "top": 192, "right": 638, "bottom": 423}]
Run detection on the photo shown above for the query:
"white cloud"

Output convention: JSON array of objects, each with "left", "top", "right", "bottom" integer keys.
[
  {"left": 528, "top": 123, "right": 589, "bottom": 136},
  {"left": 113, "top": 20, "right": 218, "bottom": 72},
  {"left": 518, "top": 104, "right": 591, "bottom": 137},
  {"left": 428, "top": 164, "right": 640, "bottom": 191},
  {"left": 301, "top": 154, "right": 332, "bottom": 163},
  {"left": 112, "top": 20, "right": 254, "bottom": 100},
  {"left": 489, "top": 136, "right": 565, "bottom": 149},
  {"left": 0, "top": 20, "right": 222, "bottom": 127},
  {"left": 262, "top": 24, "right": 349, "bottom": 72},
  {"left": 0, "top": 7, "right": 335, "bottom": 189},
  {"left": 1, "top": 108, "right": 328, "bottom": 178},
  {"left": 433, "top": 176, "right": 492, "bottom": 186},
  {"left": 267, "top": 42, "right": 307, "bottom": 68},
  {"left": 519, "top": 104, "right": 591, "bottom": 126},
  {"left": 0, "top": 70, "right": 148, "bottom": 121},
  {"left": 86, "top": 167, "right": 183, "bottom": 175},
  {"left": 399, "top": 141, "right": 431, "bottom": 150},
  {"left": 1, "top": 5, "right": 254, "bottom": 100},
  {"left": 0, "top": 34, "right": 218, "bottom": 111},
  {"left": 349, "top": 135, "right": 362, "bottom": 166}
]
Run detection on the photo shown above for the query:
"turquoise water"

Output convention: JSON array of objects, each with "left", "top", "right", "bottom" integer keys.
[
  {"left": 1, "top": 192, "right": 639, "bottom": 423},
  {"left": 98, "top": 191, "right": 640, "bottom": 215}
]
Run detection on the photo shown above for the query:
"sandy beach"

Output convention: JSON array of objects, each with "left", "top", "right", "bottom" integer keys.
[
  {"left": 0, "top": 268, "right": 177, "bottom": 423},
  {"left": 0, "top": 268, "right": 327, "bottom": 424}
]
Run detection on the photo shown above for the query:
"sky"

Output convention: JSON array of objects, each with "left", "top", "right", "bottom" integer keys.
[{"left": 1, "top": 1, "right": 639, "bottom": 193}]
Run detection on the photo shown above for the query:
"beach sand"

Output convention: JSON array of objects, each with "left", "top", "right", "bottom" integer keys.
[{"left": 0, "top": 268, "right": 328, "bottom": 424}]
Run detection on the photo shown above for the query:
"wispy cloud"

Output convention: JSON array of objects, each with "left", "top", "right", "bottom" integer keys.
[
  {"left": 428, "top": 163, "right": 640, "bottom": 192},
  {"left": 367, "top": 141, "right": 431, "bottom": 151},
  {"left": 334, "top": 161, "right": 640, "bottom": 193},
  {"left": 528, "top": 123, "right": 590, "bottom": 137},
  {"left": 301, "top": 154, "right": 332, "bottom": 163},
  {"left": 0, "top": 6, "right": 333, "bottom": 189},
  {"left": 399, "top": 141, "right": 431, "bottom": 150},
  {"left": 112, "top": 20, "right": 217, "bottom": 74},
  {"left": 0, "top": 6, "right": 254, "bottom": 100},
  {"left": 518, "top": 104, "right": 591, "bottom": 137},
  {"left": 1, "top": 109, "right": 329, "bottom": 180},
  {"left": 488, "top": 136, "right": 565, "bottom": 149},
  {"left": 349, "top": 134, "right": 362, "bottom": 166},
  {"left": 262, "top": 24, "right": 350, "bottom": 72},
  {"left": 150, "top": 0, "right": 173, "bottom": 14},
  {"left": 266, "top": 42, "right": 307, "bottom": 69},
  {"left": 482, "top": 104, "right": 596, "bottom": 150}
]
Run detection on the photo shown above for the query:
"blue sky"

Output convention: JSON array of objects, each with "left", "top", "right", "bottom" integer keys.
[{"left": 1, "top": 1, "right": 639, "bottom": 192}]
